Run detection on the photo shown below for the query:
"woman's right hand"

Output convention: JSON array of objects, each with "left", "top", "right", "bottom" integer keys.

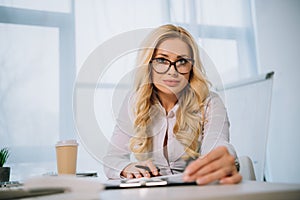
[{"left": 121, "top": 160, "right": 160, "bottom": 179}]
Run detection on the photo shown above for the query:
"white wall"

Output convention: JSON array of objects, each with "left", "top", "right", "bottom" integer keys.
[{"left": 254, "top": 0, "right": 300, "bottom": 183}]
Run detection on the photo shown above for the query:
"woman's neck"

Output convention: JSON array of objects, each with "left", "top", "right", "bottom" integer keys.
[{"left": 157, "top": 91, "right": 178, "bottom": 113}]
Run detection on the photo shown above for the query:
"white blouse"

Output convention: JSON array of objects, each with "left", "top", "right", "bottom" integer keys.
[{"left": 103, "top": 91, "right": 237, "bottom": 179}]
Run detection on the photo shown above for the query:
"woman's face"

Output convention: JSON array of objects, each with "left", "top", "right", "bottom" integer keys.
[{"left": 151, "top": 38, "right": 192, "bottom": 97}]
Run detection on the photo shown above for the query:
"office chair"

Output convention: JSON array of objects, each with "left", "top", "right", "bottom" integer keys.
[
  {"left": 217, "top": 72, "right": 274, "bottom": 181},
  {"left": 239, "top": 156, "right": 256, "bottom": 180}
]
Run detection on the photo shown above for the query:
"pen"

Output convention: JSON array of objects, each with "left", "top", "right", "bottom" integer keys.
[{"left": 135, "top": 165, "right": 160, "bottom": 173}]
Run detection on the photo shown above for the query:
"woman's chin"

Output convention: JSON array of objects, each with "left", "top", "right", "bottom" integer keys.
[{"left": 158, "top": 86, "right": 183, "bottom": 97}]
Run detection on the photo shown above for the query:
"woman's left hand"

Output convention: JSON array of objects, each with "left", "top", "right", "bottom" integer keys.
[{"left": 183, "top": 146, "right": 242, "bottom": 185}]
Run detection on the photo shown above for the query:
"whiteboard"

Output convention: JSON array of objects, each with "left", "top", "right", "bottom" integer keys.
[{"left": 218, "top": 72, "right": 274, "bottom": 181}]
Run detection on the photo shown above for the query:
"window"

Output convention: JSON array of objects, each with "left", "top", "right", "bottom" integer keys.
[
  {"left": 0, "top": 1, "right": 75, "bottom": 180},
  {"left": 0, "top": 0, "right": 258, "bottom": 180},
  {"left": 168, "top": 0, "right": 257, "bottom": 84}
]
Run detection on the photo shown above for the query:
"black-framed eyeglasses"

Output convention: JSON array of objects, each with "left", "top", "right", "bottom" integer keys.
[{"left": 149, "top": 57, "right": 194, "bottom": 75}]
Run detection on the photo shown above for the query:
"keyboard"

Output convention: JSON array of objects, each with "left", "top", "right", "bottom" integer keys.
[{"left": 0, "top": 181, "right": 65, "bottom": 199}]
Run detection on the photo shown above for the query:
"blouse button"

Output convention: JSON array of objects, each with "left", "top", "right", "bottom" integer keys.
[{"left": 168, "top": 111, "right": 175, "bottom": 118}]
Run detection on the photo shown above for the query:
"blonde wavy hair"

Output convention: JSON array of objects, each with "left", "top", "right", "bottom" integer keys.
[{"left": 129, "top": 24, "right": 210, "bottom": 161}]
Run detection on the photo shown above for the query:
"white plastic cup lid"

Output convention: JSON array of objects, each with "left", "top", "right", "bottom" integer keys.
[{"left": 56, "top": 139, "right": 79, "bottom": 147}]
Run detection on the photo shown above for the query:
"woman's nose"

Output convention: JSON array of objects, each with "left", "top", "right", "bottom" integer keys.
[{"left": 167, "top": 64, "right": 178, "bottom": 76}]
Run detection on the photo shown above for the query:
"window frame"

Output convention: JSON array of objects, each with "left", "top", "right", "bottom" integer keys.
[
  {"left": 0, "top": 4, "right": 76, "bottom": 140},
  {"left": 165, "top": 0, "right": 258, "bottom": 83}
]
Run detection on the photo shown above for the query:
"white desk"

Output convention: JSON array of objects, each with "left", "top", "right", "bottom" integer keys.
[
  {"left": 99, "top": 181, "right": 300, "bottom": 200},
  {"left": 18, "top": 180, "right": 300, "bottom": 200}
]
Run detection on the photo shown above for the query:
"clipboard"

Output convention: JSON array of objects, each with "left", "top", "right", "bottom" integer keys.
[{"left": 104, "top": 174, "right": 197, "bottom": 190}]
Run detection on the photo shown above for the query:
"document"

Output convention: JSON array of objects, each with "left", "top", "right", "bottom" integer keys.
[{"left": 104, "top": 173, "right": 196, "bottom": 189}]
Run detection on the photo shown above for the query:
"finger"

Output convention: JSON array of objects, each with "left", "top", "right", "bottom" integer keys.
[
  {"left": 136, "top": 167, "right": 150, "bottom": 178},
  {"left": 127, "top": 168, "right": 143, "bottom": 179},
  {"left": 122, "top": 163, "right": 137, "bottom": 177},
  {"left": 184, "top": 146, "right": 227, "bottom": 176},
  {"left": 195, "top": 166, "right": 233, "bottom": 185},
  {"left": 143, "top": 171, "right": 151, "bottom": 177},
  {"left": 146, "top": 161, "right": 159, "bottom": 176},
  {"left": 126, "top": 173, "right": 133, "bottom": 179},
  {"left": 184, "top": 158, "right": 224, "bottom": 182},
  {"left": 219, "top": 172, "right": 242, "bottom": 184},
  {"left": 194, "top": 153, "right": 235, "bottom": 177},
  {"left": 183, "top": 157, "right": 205, "bottom": 177},
  {"left": 134, "top": 166, "right": 153, "bottom": 178},
  {"left": 192, "top": 156, "right": 236, "bottom": 183},
  {"left": 133, "top": 172, "right": 142, "bottom": 178}
]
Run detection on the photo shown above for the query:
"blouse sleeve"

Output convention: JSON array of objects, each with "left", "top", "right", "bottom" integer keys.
[
  {"left": 200, "top": 92, "right": 237, "bottom": 158},
  {"left": 103, "top": 93, "right": 135, "bottom": 179}
]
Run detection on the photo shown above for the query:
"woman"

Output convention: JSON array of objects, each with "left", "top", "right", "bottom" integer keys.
[{"left": 103, "top": 24, "right": 242, "bottom": 185}]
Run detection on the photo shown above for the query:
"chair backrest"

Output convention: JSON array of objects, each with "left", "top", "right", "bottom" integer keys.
[
  {"left": 239, "top": 156, "right": 256, "bottom": 180},
  {"left": 217, "top": 72, "right": 274, "bottom": 181}
]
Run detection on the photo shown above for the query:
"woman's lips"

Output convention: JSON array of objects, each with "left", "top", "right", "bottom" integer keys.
[{"left": 163, "top": 80, "right": 180, "bottom": 87}]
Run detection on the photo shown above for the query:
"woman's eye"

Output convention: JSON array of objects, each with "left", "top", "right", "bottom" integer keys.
[
  {"left": 155, "top": 58, "right": 168, "bottom": 64},
  {"left": 177, "top": 59, "right": 187, "bottom": 65}
]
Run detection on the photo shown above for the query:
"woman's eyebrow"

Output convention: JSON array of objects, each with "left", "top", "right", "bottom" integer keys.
[
  {"left": 155, "top": 53, "right": 169, "bottom": 58},
  {"left": 176, "top": 55, "right": 190, "bottom": 58},
  {"left": 155, "top": 53, "right": 190, "bottom": 58}
]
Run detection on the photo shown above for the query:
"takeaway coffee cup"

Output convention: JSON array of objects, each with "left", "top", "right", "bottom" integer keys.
[{"left": 55, "top": 140, "right": 78, "bottom": 175}]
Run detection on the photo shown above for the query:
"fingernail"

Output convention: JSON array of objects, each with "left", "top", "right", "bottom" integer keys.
[
  {"left": 183, "top": 169, "right": 190, "bottom": 175},
  {"left": 219, "top": 179, "right": 225, "bottom": 184},
  {"left": 196, "top": 178, "right": 204, "bottom": 185},
  {"left": 183, "top": 175, "right": 189, "bottom": 181}
]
